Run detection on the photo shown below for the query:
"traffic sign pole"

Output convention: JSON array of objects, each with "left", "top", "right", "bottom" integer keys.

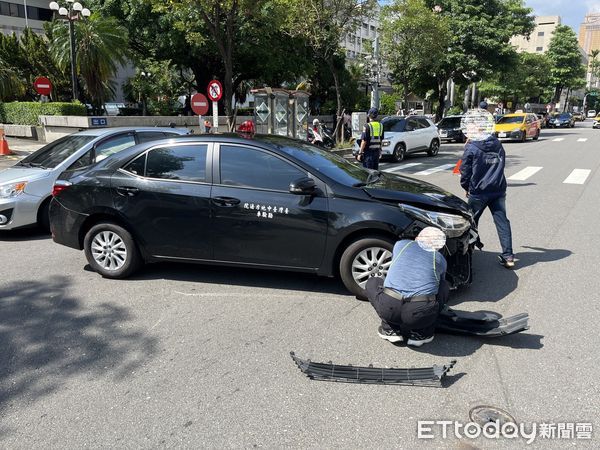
[{"left": 212, "top": 102, "right": 218, "bottom": 134}]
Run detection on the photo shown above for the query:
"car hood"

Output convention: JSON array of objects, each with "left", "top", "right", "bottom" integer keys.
[
  {"left": 364, "top": 172, "right": 470, "bottom": 215},
  {"left": 0, "top": 167, "right": 53, "bottom": 184},
  {"left": 495, "top": 123, "right": 524, "bottom": 131}
]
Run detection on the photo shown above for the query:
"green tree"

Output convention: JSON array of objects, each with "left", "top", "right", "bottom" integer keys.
[
  {"left": 380, "top": 0, "right": 450, "bottom": 111},
  {"left": 589, "top": 49, "right": 600, "bottom": 87},
  {"left": 546, "top": 25, "right": 587, "bottom": 105},
  {"left": 47, "top": 13, "right": 129, "bottom": 109},
  {"left": 419, "top": 0, "right": 535, "bottom": 119},
  {"left": 278, "top": 0, "right": 376, "bottom": 136}
]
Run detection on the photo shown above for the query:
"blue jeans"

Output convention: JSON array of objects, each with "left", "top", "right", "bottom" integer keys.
[{"left": 468, "top": 194, "right": 513, "bottom": 258}]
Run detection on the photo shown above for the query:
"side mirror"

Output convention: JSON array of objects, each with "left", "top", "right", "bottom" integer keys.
[{"left": 289, "top": 177, "right": 316, "bottom": 195}]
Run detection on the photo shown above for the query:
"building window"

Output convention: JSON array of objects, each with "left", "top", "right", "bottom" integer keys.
[
  {"left": 538, "top": 31, "right": 544, "bottom": 36},
  {"left": 536, "top": 46, "right": 543, "bottom": 52},
  {"left": 0, "top": 1, "right": 53, "bottom": 21}
]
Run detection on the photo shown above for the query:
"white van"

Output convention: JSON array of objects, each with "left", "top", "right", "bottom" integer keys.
[{"left": 587, "top": 109, "right": 597, "bottom": 118}]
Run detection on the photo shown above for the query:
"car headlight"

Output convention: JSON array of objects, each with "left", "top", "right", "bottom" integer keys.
[
  {"left": 399, "top": 204, "right": 470, "bottom": 238},
  {"left": 0, "top": 181, "right": 27, "bottom": 199},
  {"left": 382, "top": 139, "right": 391, "bottom": 147}
]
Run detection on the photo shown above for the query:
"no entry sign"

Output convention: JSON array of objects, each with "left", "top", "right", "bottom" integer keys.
[
  {"left": 34, "top": 77, "right": 52, "bottom": 96},
  {"left": 191, "top": 93, "right": 209, "bottom": 115},
  {"left": 207, "top": 80, "right": 223, "bottom": 102}
]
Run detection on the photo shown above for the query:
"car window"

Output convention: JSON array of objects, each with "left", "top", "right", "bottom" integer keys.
[
  {"left": 95, "top": 134, "right": 136, "bottom": 162},
  {"left": 122, "top": 153, "right": 147, "bottom": 176},
  {"left": 406, "top": 118, "right": 419, "bottom": 131},
  {"left": 136, "top": 131, "right": 168, "bottom": 143},
  {"left": 417, "top": 118, "right": 430, "bottom": 128},
  {"left": 382, "top": 118, "right": 405, "bottom": 132},
  {"left": 67, "top": 149, "right": 94, "bottom": 171},
  {"left": 439, "top": 117, "right": 462, "bottom": 128},
  {"left": 146, "top": 144, "right": 207, "bottom": 182},
  {"left": 220, "top": 145, "right": 306, "bottom": 191},
  {"left": 496, "top": 116, "right": 525, "bottom": 124},
  {"left": 19, "top": 135, "right": 95, "bottom": 169}
]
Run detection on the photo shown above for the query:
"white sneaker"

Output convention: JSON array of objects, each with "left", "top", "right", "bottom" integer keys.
[{"left": 407, "top": 336, "right": 434, "bottom": 347}]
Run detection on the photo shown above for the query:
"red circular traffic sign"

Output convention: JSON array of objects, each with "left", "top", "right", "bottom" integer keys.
[
  {"left": 34, "top": 76, "right": 52, "bottom": 96},
  {"left": 207, "top": 80, "right": 223, "bottom": 102},
  {"left": 191, "top": 93, "right": 209, "bottom": 115}
]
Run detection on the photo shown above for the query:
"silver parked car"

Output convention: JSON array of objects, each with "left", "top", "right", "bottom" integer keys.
[{"left": 0, "top": 127, "right": 190, "bottom": 231}]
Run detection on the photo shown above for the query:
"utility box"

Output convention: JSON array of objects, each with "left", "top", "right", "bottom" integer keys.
[
  {"left": 352, "top": 112, "right": 367, "bottom": 139},
  {"left": 252, "top": 88, "right": 309, "bottom": 139}
]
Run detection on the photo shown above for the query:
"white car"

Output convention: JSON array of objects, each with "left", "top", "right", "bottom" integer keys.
[
  {"left": 0, "top": 127, "right": 189, "bottom": 231},
  {"left": 587, "top": 109, "right": 597, "bottom": 118},
  {"left": 353, "top": 116, "right": 441, "bottom": 162}
]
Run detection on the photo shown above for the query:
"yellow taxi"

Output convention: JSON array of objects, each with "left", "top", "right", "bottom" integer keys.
[
  {"left": 494, "top": 113, "right": 541, "bottom": 141},
  {"left": 593, "top": 114, "right": 600, "bottom": 129}
]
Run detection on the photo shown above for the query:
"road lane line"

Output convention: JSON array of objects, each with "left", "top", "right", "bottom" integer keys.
[
  {"left": 385, "top": 163, "right": 423, "bottom": 173},
  {"left": 563, "top": 169, "right": 591, "bottom": 185},
  {"left": 413, "top": 163, "right": 455, "bottom": 176},
  {"left": 577, "top": 138, "right": 588, "bottom": 142},
  {"left": 508, "top": 166, "right": 543, "bottom": 181},
  {"left": 552, "top": 138, "right": 564, "bottom": 142}
]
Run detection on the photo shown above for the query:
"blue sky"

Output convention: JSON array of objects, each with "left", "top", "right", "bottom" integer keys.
[{"left": 524, "top": 0, "right": 600, "bottom": 31}]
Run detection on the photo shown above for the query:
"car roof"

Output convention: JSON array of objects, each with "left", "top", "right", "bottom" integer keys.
[
  {"left": 503, "top": 113, "right": 526, "bottom": 117},
  {"left": 75, "top": 127, "right": 190, "bottom": 137}
]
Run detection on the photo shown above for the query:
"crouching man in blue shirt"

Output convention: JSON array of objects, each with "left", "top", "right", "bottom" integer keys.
[{"left": 365, "top": 227, "right": 449, "bottom": 347}]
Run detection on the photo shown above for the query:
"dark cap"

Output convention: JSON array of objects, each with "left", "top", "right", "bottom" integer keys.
[{"left": 367, "top": 107, "right": 378, "bottom": 118}]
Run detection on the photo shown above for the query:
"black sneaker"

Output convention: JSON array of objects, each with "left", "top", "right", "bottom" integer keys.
[
  {"left": 498, "top": 255, "right": 515, "bottom": 269},
  {"left": 377, "top": 325, "right": 403, "bottom": 343}
]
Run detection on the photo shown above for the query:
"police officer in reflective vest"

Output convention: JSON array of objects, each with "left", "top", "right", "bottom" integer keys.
[{"left": 358, "top": 108, "right": 383, "bottom": 170}]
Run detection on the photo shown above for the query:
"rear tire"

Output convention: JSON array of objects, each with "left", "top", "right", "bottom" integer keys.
[
  {"left": 427, "top": 139, "right": 440, "bottom": 156},
  {"left": 339, "top": 237, "right": 394, "bottom": 299},
  {"left": 533, "top": 130, "right": 540, "bottom": 140},
  {"left": 84, "top": 222, "right": 142, "bottom": 279}
]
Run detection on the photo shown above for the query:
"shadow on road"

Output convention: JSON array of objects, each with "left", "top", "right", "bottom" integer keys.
[
  {"left": 515, "top": 246, "right": 572, "bottom": 270},
  {"left": 0, "top": 228, "right": 50, "bottom": 242},
  {"left": 122, "top": 262, "right": 349, "bottom": 296},
  {"left": 0, "top": 276, "right": 159, "bottom": 417}
]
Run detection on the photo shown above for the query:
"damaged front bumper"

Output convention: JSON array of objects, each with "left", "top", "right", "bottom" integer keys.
[{"left": 290, "top": 352, "right": 456, "bottom": 387}]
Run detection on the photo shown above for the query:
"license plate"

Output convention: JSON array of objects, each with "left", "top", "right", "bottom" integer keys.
[
  {"left": 440, "top": 130, "right": 447, "bottom": 137},
  {"left": 498, "top": 132, "right": 507, "bottom": 138}
]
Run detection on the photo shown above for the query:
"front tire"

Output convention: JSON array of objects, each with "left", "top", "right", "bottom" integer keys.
[
  {"left": 427, "top": 139, "right": 440, "bottom": 156},
  {"left": 391, "top": 143, "right": 406, "bottom": 162},
  {"left": 339, "top": 237, "right": 394, "bottom": 299},
  {"left": 84, "top": 222, "right": 142, "bottom": 279},
  {"left": 37, "top": 198, "right": 51, "bottom": 232},
  {"left": 533, "top": 130, "right": 540, "bottom": 140}
]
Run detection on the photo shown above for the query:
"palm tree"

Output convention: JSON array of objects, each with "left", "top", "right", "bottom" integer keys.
[
  {"left": 47, "top": 14, "right": 129, "bottom": 108},
  {"left": 0, "top": 63, "right": 25, "bottom": 101},
  {"left": 590, "top": 49, "right": 600, "bottom": 88}
]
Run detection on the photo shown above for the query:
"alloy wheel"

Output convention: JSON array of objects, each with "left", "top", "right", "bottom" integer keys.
[
  {"left": 91, "top": 230, "right": 128, "bottom": 271},
  {"left": 351, "top": 247, "right": 393, "bottom": 288}
]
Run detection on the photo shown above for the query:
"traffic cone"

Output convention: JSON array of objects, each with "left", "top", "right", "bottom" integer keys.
[
  {"left": 0, "top": 129, "right": 13, "bottom": 156},
  {"left": 452, "top": 159, "right": 462, "bottom": 174}
]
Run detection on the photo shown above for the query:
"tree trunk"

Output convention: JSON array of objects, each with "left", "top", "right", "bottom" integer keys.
[
  {"left": 327, "top": 59, "right": 343, "bottom": 143},
  {"left": 436, "top": 79, "right": 447, "bottom": 122},
  {"left": 563, "top": 88, "right": 571, "bottom": 112},
  {"left": 403, "top": 80, "right": 410, "bottom": 113}
]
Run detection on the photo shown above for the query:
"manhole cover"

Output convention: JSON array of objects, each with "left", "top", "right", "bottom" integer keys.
[{"left": 469, "top": 405, "right": 515, "bottom": 426}]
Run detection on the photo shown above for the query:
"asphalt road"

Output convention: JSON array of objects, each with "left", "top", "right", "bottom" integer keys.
[{"left": 1, "top": 122, "right": 599, "bottom": 448}]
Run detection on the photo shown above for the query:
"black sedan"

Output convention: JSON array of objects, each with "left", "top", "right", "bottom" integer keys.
[
  {"left": 436, "top": 115, "right": 466, "bottom": 143},
  {"left": 50, "top": 135, "right": 477, "bottom": 297},
  {"left": 548, "top": 113, "right": 575, "bottom": 128}
]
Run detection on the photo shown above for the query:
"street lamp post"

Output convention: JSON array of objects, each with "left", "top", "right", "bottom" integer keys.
[{"left": 49, "top": 1, "right": 91, "bottom": 101}]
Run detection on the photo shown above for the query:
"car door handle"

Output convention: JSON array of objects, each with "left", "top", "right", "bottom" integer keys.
[
  {"left": 212, "top": 196, "right": 241, "bottom": 207},
  {"left": 116, "top": 186, "right": 140, "bottom": 197}
]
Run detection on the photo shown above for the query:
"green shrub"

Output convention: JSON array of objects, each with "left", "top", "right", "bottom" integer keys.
[{"left": 0, "top": 101, "right": 87, "bottom": 125}]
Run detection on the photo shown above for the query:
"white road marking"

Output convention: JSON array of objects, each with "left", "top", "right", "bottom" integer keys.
[
  {"left": 385, "top": 162, "right": 423, "bottom": 173},
  {"left": 508, "top": 166, "right": 543, "bottom": 181},
  {"left": 552, "top": 138, "right": 564, "bottom": 142},
  {"left": 577, "top": 138, "right": 588, "bottom": 142},
  {"left": 563, "top": 169, "right": 591, "bottom": 185},
  {"left": 413, "top": 164, "right": 456, "bottom": 176}
]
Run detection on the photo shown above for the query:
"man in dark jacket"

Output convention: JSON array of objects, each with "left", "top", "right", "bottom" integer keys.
[{"left": 460, "top": 109, "right": 515, "bottom": 268}]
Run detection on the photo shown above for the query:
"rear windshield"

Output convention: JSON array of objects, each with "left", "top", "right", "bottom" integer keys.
[
  {"left": 19, "top": 135, "right": 95, "bottom": 169},
  {"left": 438, "top": 117, "right": 462, "bottom": 128},
  {"left": 496, "top": 116, "right": 524, "bottom": 124}
]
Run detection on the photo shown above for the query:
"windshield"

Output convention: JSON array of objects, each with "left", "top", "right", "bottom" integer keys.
[
  {"left": 19, "top": 135, "right": 95, "bottom": 169},
  {"left": 558, "top": 113, "right": 571, "bottom": 119},
  {"left": 438, "top": 117, "right": 462, "bottom": 128},
  {"left": 496, "top": 116, "right": 524, "bottom": 125},
  {"left": 277, "top": 140, "right": 372, "bottom": 186}
]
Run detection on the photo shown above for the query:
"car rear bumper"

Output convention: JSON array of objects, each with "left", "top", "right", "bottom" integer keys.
[
  {"left": 0, "top": 194, "right": 42, "bottom": 230},
  {"left": 495, "top": 130, "right": 524, "bottom": 140},
  {"left": 49, "top": 198, "right": 87, "bottom": 250}
]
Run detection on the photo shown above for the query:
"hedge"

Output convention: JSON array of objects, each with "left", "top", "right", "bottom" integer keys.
[{"left": 0, "top": 102, "right": 87, "bottom": 126}]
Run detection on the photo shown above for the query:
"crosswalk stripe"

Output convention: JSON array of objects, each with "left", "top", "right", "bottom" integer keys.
[
  {"left": 552, "top": 138, "right": 564, "bottom": 142},
  {"left": 508, "top": 166, "right": 543, "bottom": 181},
  {"left": 385, "top": 162, "right": 423, "bottom": 173},
  {"left": 563, "top": 169, "right": 591, "bottom": 185},
  {"left": 577, "top": 138, "right": 588, "bottom": 142},
  {"left": 413, "top": 164, "right": 455, "bottom": 176}
]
